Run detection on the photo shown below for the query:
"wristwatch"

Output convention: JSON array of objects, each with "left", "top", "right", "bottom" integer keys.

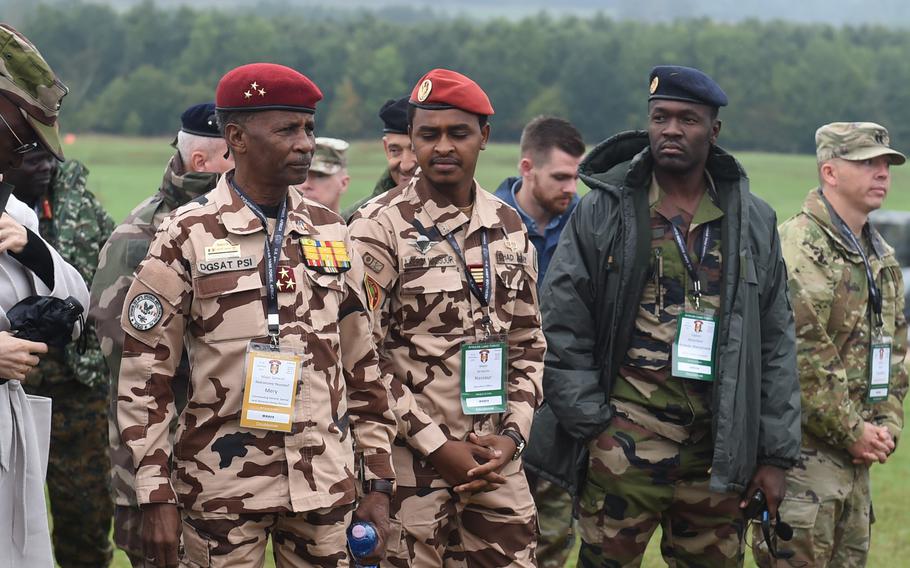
[
  {"left": 500, "top": 429, "right": 526, "bottom": 461},
  {"left": 363, "top": 479, "right": 394, "bottom": 496}
]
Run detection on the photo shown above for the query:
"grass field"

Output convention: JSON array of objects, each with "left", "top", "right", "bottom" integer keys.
[{"left": 56, "top": 135, "right": 910, "bottom": 568}]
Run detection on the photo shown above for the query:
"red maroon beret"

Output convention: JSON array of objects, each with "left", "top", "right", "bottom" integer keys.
[
  {"left": 216, "top": 63, "right": 323, "bottom": 113},
  {"left": 409, "top": 68, "right": 494, "bottom": 116}
]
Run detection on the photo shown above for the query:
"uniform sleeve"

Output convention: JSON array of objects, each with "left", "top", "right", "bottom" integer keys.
[
  {"left": 756, "top": 220, "right": 800, "bottom": 467},
  {"left": 117, "top": 222, "right": 192, "bottom": 505},
  {"left": 349, "top": 215, "right": 449, "bottom": 458},
  {"left": 877, "top": 267, "right": 907, "bottom": 444},
  {"left": 500, "top": 227, "right": 545, "bottom": 442},
  {"left": 784, "top": 227, "right": 864, "bottom": 450},
  {"left": 338, "top": 230, "right": 396, "bottom": 481}
]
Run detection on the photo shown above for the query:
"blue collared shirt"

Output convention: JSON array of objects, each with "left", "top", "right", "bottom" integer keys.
[{"left": 493, "top": 176, "right": 578, "bottom": 286}]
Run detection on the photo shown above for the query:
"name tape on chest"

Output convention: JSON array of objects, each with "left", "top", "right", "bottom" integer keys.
[
  {"left": 196, "top": 256, "right": 256, "bottom": 275},
  {"left": 301, "top": 238, "right": 351, "bottom": 274}
]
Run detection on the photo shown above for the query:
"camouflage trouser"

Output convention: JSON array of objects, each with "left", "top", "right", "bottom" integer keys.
[
  {"left": 577, "top": 415, "right": 744, "bottom": 568},
  {"left": 180, "top": 506, "right": 352, "bottom": 567},
  {"left": 23, "top": 377, "right": 114, "bottom": 568},
  {"left": 527, "top": 471, "right": 574, "bottom": 568},
  {"left": 752, "top": 441, "right": 871, "bottom": 568},
  {"left": 384, "top": 473, "right": 538, "bottom": 567}
]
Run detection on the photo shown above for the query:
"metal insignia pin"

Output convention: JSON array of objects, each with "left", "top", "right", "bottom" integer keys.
[{"left": 412, "top": 234, "right": 437, "bottom": 255}]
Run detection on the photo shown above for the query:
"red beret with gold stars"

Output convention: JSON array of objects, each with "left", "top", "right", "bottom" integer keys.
[
  {"left": 216, "top": 62, "right": 323, "bottom": 114},
  {"left": 409, "top": 68, "right": 494, "bottom": 116}
]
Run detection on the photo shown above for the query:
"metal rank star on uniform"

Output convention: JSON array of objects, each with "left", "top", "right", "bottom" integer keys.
[
  {"left": 276, "top": 266, "right": 295, "bottom": 292},
  {"left": 301, "top": 238, "right": 351, "bottom": 274}
]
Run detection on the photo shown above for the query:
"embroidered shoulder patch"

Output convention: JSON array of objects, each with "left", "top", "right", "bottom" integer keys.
[{"left": 128, "top": 293, "right": 163, "bottom": 331}]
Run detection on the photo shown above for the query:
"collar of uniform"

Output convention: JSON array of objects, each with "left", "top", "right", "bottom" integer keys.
[
  {"left": 160, "top": 153, "right": 219, "bottom": 210},
  {"left": 412, "top": 176, "right": 501, "bottom": 236},
  {"left": 214, "top": 174, "right": 317, "bottom": 236},
  {"left": 648, "top": 172, "right": 722, "bottom": 230},
  {"left": 804, "top": 188, "right": 889, "bottom": 260}
]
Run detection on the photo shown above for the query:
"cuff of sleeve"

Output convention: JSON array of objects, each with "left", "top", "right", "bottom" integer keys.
[
  {"left": 407, "top": 423, "right": 448, "bottom": 457},
  {"left": 134, "top": 474, "right": 177, "bottom": 505},
  {"left": 500, "top": 411, "right": 531, "bottom": 443},
  {"left": 361, "top": 451, "right": 395, "bottom": 481},
  {"left": 842, "top": 417, "right": 866, "bottom": 450}
]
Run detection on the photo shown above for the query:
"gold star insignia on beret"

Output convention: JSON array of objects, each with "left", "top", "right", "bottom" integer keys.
[
  {"left": 251, "top": 81, "right": 259, "bottom": 90},
  {"left": 258, "top": 88, "right": 267, "bottom": 96},
  {"left": 244, "top": 91, "right": 252, "bottom": 99}
]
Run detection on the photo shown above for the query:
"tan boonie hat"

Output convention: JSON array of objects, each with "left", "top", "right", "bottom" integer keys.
[
  {"left": 310, "top": 137, "right": 349, "bottom": 175},
  {"left": 0, "top": 24, "right": 68, "bottom": 161},
  {"left": 815, "top": 122, "right": 906, "bottom": 165}
]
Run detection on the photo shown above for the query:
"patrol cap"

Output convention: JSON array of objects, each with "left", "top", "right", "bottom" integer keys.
[
  {"left": 180, "top": 102, "right": 220, "bottom": 137},
  {"left": 648, "top": 65, "right": 728, "bottom": 109},
  {"left": 0, "top": 24, "right": 68, "bottom": 161},
  {"left": 815, "top": 122, "right": 906, "bottom": 165},
  {"left": 216, "top": 63, "right": 323, "bottom": 114},
  {"left": 410, "top": 68, "right": 494, "bottom": 116},
  {"left": 379, "top": 97, "right": 408, "bottom": 134},
  {"left": 310, "top": 137, "right": 349, "bottom": 175}
]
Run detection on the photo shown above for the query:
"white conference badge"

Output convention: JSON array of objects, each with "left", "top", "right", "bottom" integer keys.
[
  {"left": 672, "top": 312, "right": 718, "bottom": 381},
  {"left": 868, "top": 336, "right": 892, "bottom": 402},
  {"left": 460, "top": 338, "right": 508, "bottom": 415},
  {"left": 239, "top": 342, "right": 303, "bottom": 432}
]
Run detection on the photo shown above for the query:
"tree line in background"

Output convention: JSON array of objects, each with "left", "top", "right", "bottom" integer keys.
[{"left": 18, "top": 1, "right": 910, "bottom": 153}]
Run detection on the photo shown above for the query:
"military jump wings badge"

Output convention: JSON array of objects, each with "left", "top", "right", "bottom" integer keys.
[{"left": 411, "top": 234, "right": 439, "bottom": 255}]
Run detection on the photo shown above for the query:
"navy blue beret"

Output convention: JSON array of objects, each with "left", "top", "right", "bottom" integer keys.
[
  {"left": 648, "top": 66, "right": 728, "bottom": 108},
  {"left": 180, "top": 102, "right": 220, "bottom": 137},
  {"left": 378, "top": 97, "right": 409, "bottom": 134}
]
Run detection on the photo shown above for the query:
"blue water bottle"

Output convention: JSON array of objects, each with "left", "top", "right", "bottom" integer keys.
[{"left": 347, "top": 521, "right": 378, "bottom": 568}]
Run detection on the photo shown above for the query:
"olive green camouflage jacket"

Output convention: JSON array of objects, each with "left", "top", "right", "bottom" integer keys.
[
  {"left": 34, "top": 160, "right": 114, "bottom": 389},
  {"left": 781, "top": 189, "right": 907, "bottom": 450}
]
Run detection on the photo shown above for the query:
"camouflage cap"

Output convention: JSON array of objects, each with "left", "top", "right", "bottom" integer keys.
[
  {"left": 0, "top": 25, "right": 68, "bottom": 161},
  {"left": 816, "top": 122, "right": 906, "bottom": 165},
  {"left": 310, "top": 137, "right": 349, "bottom": 175}
]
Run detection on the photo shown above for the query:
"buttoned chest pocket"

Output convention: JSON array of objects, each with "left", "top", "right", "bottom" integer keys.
[
  {"left": 397, "top": 264, "right": 464, "bottom": 335},
  {"left": 879, "top": 264, "right": 903, "bottom": 333},
  {"left": 193, "top": 269, "right": 266, "bottom": 343},
  {"left": 299, "top": 268, "right": 345, "bottom": 335},
  {"left": 828, "top": 265, "right": 867, "bottom": 334}
]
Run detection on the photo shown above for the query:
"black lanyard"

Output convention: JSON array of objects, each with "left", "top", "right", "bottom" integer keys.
[
  {"left": 444, "top": 228, "right": 495, "bottom": 338},
  {"left": 229, "top": 176, "right": 289, "bottom": 345},
  {"left": 669, "top": 223, "right": 712, "bottom": 311},
  {"left": 842, "top": 224, "right": 884, "bottom": 329}
]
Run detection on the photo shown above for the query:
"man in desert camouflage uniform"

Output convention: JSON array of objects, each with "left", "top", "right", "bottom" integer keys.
[
  {"left": 754, "top": 123, "right": 908, "bottom": 567},
  {"left": 349, "top": 68, "right": 545, "bottom": 567},
  {"left": 117, "top": 63, "right": 396, "bottom": 568},
  {"left": 342, "top": 97, "right": 416, "bottom": 221},
  {"left": 89, "top": 102, "right": 232, "bottom": 567},
  {"left": 6, "top": 144, "right": 115, "bottom": 567}
]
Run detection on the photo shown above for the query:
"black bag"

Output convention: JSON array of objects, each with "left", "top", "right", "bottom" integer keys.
[{"left": 6, "top": 295, "right": 85, "bottom": 351}]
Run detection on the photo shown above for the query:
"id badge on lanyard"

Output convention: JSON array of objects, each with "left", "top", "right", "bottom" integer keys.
[
  {"left": 240, "top": 342, "right": 304, "bottom": 432},
  {"left": 446, "top": 228, "right": 510, "bottom": 415},
  {"left": 839, "top": 220, "right": 891, "bottom": 403},
  {"left": 868, "top": 332, "right": 892, "bottom": 402},
  {"left": 669, "top": 224, "right": 718, "bottom": 381}
]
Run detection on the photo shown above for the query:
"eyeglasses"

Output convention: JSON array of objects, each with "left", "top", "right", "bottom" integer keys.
[{"left": 0, "top": 111, "right": 39, "bottom": 155}]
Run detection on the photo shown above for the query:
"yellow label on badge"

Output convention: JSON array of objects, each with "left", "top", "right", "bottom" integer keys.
[
  {"left": 204, "top": 239, "right": 242, "bottom": 261},
  {"left": 301, "top": 238, "right": 352, "bottom": 274}
]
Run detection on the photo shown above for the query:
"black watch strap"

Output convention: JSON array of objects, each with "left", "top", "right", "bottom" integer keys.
[
  {"left": 500, "top": 429, "right": 526, "bottom": 461},
  {"left": 363, "top": 479, "right": 394, "bottom": 496}
]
